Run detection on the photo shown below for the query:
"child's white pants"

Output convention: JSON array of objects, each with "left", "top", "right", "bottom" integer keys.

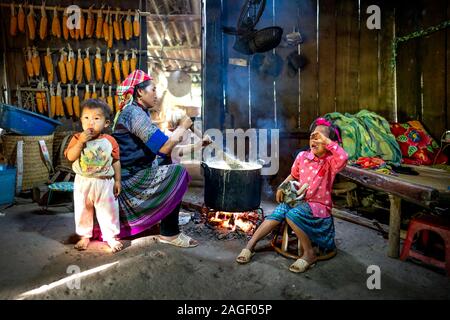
[{"left": 74, "top": 175, "right": 120, "bottom": 241}]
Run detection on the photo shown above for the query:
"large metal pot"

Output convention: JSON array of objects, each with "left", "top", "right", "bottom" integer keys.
[{"left": 201, "top": 160, "right": 263, "bottom": 212}]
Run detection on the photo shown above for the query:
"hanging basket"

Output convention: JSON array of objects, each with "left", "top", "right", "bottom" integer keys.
[{"left": 2, "top": 134, "right": 54, "bottom": 191}]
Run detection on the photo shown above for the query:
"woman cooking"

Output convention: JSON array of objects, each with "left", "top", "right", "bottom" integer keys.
[{"left": 112, "top": 69, "right": 200, "bottom": 247}]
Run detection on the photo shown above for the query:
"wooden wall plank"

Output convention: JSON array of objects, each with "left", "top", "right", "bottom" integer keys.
[
  {"left": 359, "top": 0, "right": 379, "bottom": 111},
  {"left": 298, "top": 0, "right": 318, "bottom": 129},
  {"left": 377, "top": 0, "right": 396, "bottom": 120},
  {"left": 224, "top": 0, "right": 250, "bottom": 130},
  {"left": 249, "top": 0, "right": 276, "bottom": 129},
  {"left": 335, "top": 0, "right": 359, "bottom": 114},
  {"left": 275, "top": 0, "right": 300, "bottom": 132},
  {"left": 318, "top": 0, "right": 337, "bottom": 116},
  {"left": 419, "top": 0, "right": 447, "bottom": 140},
  {"left": 395, "top": 0, "right": 422, "bottom": 122}
]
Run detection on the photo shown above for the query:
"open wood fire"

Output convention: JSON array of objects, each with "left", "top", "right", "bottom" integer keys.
[{"left": 204, "top": 209, "right": 262, "bottom": 235}]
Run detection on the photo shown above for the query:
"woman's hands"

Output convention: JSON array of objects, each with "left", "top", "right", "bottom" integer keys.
[
  {"left": 178, "top": 115, "right": 193, "bottom": 130},
  {"left": 202, "top": 134, "right": 213, "bottom": 147}
]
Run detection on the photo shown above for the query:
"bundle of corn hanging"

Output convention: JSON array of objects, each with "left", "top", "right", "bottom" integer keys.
[
  {"left": 51, "top": 6, "right": 61, "bottom": 38},
  {"left": 44, "top": 48, "right": 54, "bottom": 83},
  {"left": 78, "top": 9, "right": 85, "bottom": 39},
  {"left": 133, "top": 9, "right": 140, "bottom": 37},
  {"left": 113, "top": 8, "right": 121, "bottom": 41},
  {"left": 113, "top": 49, "right": 121, "bottom": 84},
  {"left": 85, "top": 5, "right": 94, "bottom": 38},
  {"left": 76, "top": 49, "right": 83, "bottom": 84},
  {"left": 25, "top": 48, "right": 34, "bottom": 78},
  {"left": 39, "top": 2, "right": 48, "bottom": 40},
  {"left": 27, "top": 4, "right": 36, "bottom": 40},
  {"left": 31, "top": 47, "right": 41, "bottom": 78},
  {"left": 84, "top": 48, "right": 92, "bottom": 82},
  {"left": 84, "top": 83, "right": 91, "bottom": 100},
  {"left": 56, "top": 82, "right": 64, "bottom": 117},
  {"left": 18, "top": 4, "right": 25, "bottom": 33},
  {"left": 95, "top": 47, "right": 103, "bottom": 82},
  {"left": 91, "top": 84, "right": 98, "bottom": 99},
  {"left": 130, "top": 49, "right": 137, "bottom": 72},
  {"left": 104, "top": 49, "right": 112, "bottom": 85},
  {"left": 122, "top": 50, "right": 130, "bottom": 79},
  {"left": 100, "top": 84, "right": 106, "bottom": 102},
  {"left": 62, "top": 8, "right": 69, "bottom": 40},
  {"left": 10, "top": 3, "right": 18, "bottom": 37},
  {"left": 107, "top": 86, "right": 114, "bottom": 112},
  {"left": 73, "top": 84, "right": 80, "bottom": 118},
  {"left": 65, "top": 47, "right": 75, "bottom": 82},
  {"left": 95, "top": 5, "right": 104, "bottom": 39},
  {"left": 124, "top": 9, "right": 132, "bottom": 41},
  {"left": 58, "top": 49, "right": 67, "bottom": 84},
  {"left": 64, "top": 84, "right": 74, "bottom": 116},
  {"left": 49, "top": 85, "right": 56, "bottom": 118}
]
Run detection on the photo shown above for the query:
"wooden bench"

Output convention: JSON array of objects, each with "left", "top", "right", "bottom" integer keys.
[{"left": 338, "top": 165, "right": 450, "bottom": 258}]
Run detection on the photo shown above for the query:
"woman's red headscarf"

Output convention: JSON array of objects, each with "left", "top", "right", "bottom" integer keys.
[{"left": 116, "top": 69, "right": 153, "bottom": 110}]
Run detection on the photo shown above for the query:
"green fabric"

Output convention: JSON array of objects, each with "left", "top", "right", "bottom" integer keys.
[{"left": 324, "top": 109, "right": 402, "bottom": 165}]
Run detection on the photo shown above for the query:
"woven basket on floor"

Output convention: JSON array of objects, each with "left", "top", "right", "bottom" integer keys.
[
  {"left": 52, "top": 131, "right": 75, "bottom": 169},
  {"left": 2, "top": 134, "right": 53, "bottom": 190}
]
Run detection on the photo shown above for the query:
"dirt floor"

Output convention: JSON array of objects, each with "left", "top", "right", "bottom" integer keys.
[{"left": 0, "top": 187, "right": 449, "bottom": 300}]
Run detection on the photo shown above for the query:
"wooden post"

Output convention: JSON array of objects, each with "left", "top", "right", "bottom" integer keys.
[{"left": 388, "top": 194, "right": 402, "bottom": 258}]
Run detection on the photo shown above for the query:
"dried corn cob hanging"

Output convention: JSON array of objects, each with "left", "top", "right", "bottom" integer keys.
[
  {"left": 51, "top": 6, "right": 61, "bottom": 38},
  {"left": 100, "top": 84, "right": 106, "bottom": 102},
  {"left": 10, "top": 3, "right": 18, "bottom": 37},
  {"left": 95, "top": 5, "right": 104, "bottom": 39},
  {"left": 130, "top": 49, "right": 137, "bottom": 73},
  {"left": 27, "top": 4, "right": 36, "bottom": 40},
  {"left": 76, "top": 49, "right": 83, "bottom": 84},
  {"left": 31, "top": 47, "right": 41, "bottom": 78},
  {"left": 84, "top": 48, "right": 92, "bottom": 83},
  {"left": 62, "top": 8, "right": 69, "bottom": 40},
  {"left": 66, "top": 48, "right": 75, "bottom": 82},
  {"left": 64, "top": 84, "right": 74, "bottom": 116},
  {"left": 95, "top": 47, "right": 103, "bottom": 82},
  {"left": 113, "top": 9, "right": 120, "bottom": 41},
  {"left": 39, "top": 80, "right": 48, "bottom": 112},
  {"left": 49, "top": 85, "right": 56, "bottom": 118},
  {"left": 113, "top": 49, "right": 121, "bottom": 85},
  {"left": 124, "top": 9, "right": 132, "bottom": 41},
  {"left": 108, "top": 12, "right": 113, "bottom": 48},
  {"left": 18, "top": 3, "right": 25, "bottom": 33},
  {"left": 56, "top": 82, "right": 64, "bottom": 117},
  {"left": 133, "top": 9, "right": 140, "bottom": 38},
  {"left": 86, "top": 5, "right": 94, "bottom": 38},
  {"left": 39, "top": 1, "right": 48, "bottom": 40},
  {"left": 114, "top": 90, "right": 120, "bottom": 113},
  {"left": 58, "top": 49, "right": 67, "bottom": 84},
  {"left": 68, "top": 9, "right": 75, "bottom": 39},
  {"left": 119, "top": 13, "right": 124, "bottom": 40},
  {"left": 103, "top": 7, "right": 110, "bottom": 43},
  {"left": 91, "top": 84, "right": 98, "bottom": 99},
  {"left": 35, "top": 81, "right": 45, "bottom": 114},
  {"left": 104, "top": 49, "right": 112, "bottom": 84},
  {"left": 44, "top": 48, "right": 54, "bottom": 83},
  {"left": 73, "top": 84, "right": 80, "bottom": 118},
  {"left": 107, "top": 85, "right": 114, "bottom": 112},
  {"left": 25, "top": 48, "right": 34, "bottom": 78},
  {"left": 84, "top": 83, "right": 91, "bottom": 100},
  {"left": 78, "top": 9, "right": 85, "bottom": 39},
  {"left": 122, "top": 50, "right": 130, "bottom": 79}
]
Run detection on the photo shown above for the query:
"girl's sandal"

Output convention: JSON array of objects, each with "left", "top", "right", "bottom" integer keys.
[
  {"left": 236, "top": 248, "right": 255, "bottom": 264},
  {"left": 289, "top": 258, "right": 316, "bottom": 273}
]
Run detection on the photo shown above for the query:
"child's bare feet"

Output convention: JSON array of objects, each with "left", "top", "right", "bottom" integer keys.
[
  {"left": 107, "top": 238, "right": 123, "bottom": 253},
  {"left": 74, "top": 237, "right": 90, "bottom": 251}
]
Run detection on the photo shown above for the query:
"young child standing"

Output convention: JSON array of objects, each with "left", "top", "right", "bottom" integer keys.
[
  {"left": 236, "top": 117, "right": 348, "bottom": 273},
  {"left": 65, "top": 99, "right": 123, "bottom": 253}
]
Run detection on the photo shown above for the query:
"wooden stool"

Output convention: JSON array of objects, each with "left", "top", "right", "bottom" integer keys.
[
  {"left": 400, "top": 215, "right": 450, "bottom": 276},
  {"left": 332, "top": 182, "right": 358, "bottom": 207},
  {"left": 270, "top": 222, "right": 337, "bottom": 261}
]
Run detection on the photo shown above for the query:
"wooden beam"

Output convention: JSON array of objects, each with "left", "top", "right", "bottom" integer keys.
[{"left": 388, "top": 194, "right": 402, "bottom": 258}]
